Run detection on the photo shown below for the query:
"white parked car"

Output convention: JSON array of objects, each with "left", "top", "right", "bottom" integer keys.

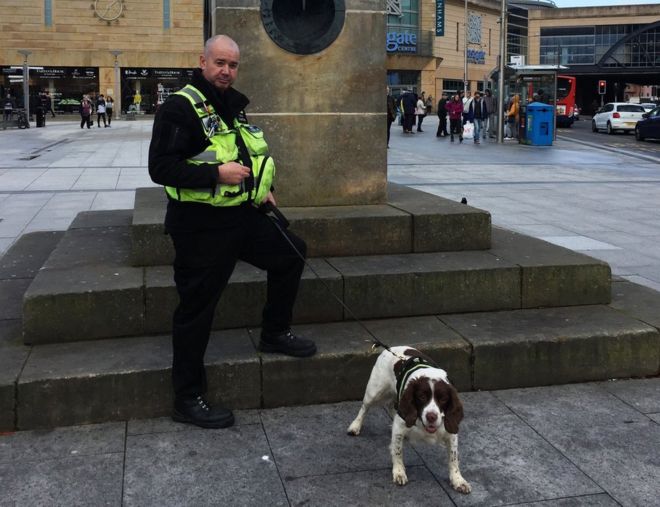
[
  {"left": 640, "top": 102, "right": 657, "bottom": 112},
  {"left": 592, "top": 102, "right": 647, "bottom": 134}
]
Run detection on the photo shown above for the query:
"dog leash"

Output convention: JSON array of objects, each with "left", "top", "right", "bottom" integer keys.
[{"left": 259, "top": 202, "right": 403, "bottom": 359}]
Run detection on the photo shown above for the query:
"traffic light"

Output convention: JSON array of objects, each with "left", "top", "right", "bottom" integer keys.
[{"left": 598, "top": 80, "right": 607, "bottom": 95}]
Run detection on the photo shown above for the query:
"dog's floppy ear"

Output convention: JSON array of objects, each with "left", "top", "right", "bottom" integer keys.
[
  {"left": 397, "top": 381, "right": 419, "bottom": 428},
  {"left": 443, "top": 384, "right": 464, "bottom": 434}
]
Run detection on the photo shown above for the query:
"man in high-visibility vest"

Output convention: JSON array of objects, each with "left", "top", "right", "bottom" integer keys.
[{"left": 148, "top": 34, "right": 316, "bottom": 429}]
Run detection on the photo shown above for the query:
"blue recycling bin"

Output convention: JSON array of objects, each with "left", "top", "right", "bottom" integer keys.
[{"left": 522, "top": 102, "right": 554, "bottom": 146}]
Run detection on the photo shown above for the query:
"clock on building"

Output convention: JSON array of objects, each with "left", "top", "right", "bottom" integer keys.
[{"left": 92, "top": 0, "right": 125, "bottom": 23}]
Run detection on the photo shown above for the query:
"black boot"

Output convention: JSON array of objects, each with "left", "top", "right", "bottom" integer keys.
[
  {"left": 172, "top": 395, "right": 234, "bottom": 429},
  {"left": 259, "top": 329, "right": 317, "bottom": 357}
]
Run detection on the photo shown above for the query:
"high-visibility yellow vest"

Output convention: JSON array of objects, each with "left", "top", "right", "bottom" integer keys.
[{"left": 165, "top": 84, "right": 275, "bottom": 207}]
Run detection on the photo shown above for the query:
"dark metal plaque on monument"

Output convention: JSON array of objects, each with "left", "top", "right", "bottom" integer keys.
[{"left": 260, "top": 0, "right": 346, "bottom": 55}]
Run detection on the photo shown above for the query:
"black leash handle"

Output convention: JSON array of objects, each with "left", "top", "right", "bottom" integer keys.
[{"left": 258, "top": 202, "right": 396, "bottom": 355}]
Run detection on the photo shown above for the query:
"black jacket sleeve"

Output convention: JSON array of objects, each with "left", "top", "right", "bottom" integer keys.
[{"left": 148, "top": 95, "right": 219, "bottom": 190}]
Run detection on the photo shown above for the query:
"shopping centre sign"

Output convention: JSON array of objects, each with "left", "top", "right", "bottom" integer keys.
[{"left": 386, "top": 31, "right": 417, "bottom": 53}]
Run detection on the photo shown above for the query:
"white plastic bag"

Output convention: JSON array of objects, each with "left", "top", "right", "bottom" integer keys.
[{"left": 462, "top": 121, "right": 474, "bottom": 139}]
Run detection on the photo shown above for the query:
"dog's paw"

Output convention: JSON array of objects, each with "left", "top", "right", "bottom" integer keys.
[
  {"left": 346, "top": 421, "right": 361, "bottom": 436},
  {"left": 392, "top": 465, "right": 408, "bottom": 486},
  {"left": 451, "top": 478, "right": 471, "bottom": 494}
]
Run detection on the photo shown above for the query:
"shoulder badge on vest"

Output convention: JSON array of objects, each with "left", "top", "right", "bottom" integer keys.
[{"left": 236, "top": 110, "right": 248, "bottom": 124}]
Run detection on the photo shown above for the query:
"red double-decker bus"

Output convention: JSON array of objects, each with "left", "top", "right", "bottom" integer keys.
[{"left": 555, "top": 75, "right": 577, "bottom": 127}]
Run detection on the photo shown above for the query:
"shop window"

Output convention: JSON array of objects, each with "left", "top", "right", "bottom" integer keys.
[{"left": 443, "top": 80, "right": 464, "bottom": 95}]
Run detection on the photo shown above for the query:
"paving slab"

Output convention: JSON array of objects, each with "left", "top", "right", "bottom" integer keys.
[
  {"left": 284, "top": 466, "right": 454, "bottom": 507},
  {"left": 16, "top": 329, "right": 259, "bottom": 429},
  {"left": 512, "top": 495, "right": 620, "bottom": 506},
  {"left": 494, "top": 382, "right": 660, "bottom": 507},
  {"left": 261, "top": 402, "right": 423, "bottom": 478},
  {"left": 0, "top": 421, "right": 125, "bottom": 462},
  {"left": 145, "top": 259, "right": 343, "bottom": 334},
  {"left": 123, "top": 424, "right": 288, "bottom": 506},
  {"left": 416, "top": 412, "right": 602, "bottom": 506},
  {"left": 610, "top": 279, "right": 660, "bottom": 329},
  {"left": 387, "top": 183, "right": 491, "bottom": 252},
  {"left": 0, "top": 453, "right": 123, "bottom": 506},
  {"left": 490, "top": 227, "right": 611, "bottom": 308},
  {"left": 0, "top": 230, "right": 64, "bottom": 280},
  {"left": 442, "top": 305, "right": 660, "bottom": 390},
  {"left": 597, "top": 377, "right": 660, "bottom": 415}
]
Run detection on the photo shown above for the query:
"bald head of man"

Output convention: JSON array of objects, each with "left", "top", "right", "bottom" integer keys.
[{"left": 200, "top": 35, "right": 240, "bottom": 92}]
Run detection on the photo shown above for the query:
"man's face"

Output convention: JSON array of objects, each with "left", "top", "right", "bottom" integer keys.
[{"left": 200, "top": 39, "right": 240, "bottom": 92}]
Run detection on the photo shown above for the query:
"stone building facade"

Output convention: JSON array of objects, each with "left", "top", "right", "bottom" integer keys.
[
  {"left": 0, "top": 0, "right": 203, "bottom": 114},
  {"left": 386, "top": 0, "right": 502, "bottom": 103}
]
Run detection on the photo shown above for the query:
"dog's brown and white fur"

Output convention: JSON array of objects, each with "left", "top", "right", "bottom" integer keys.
[{"left": 347, "top": 346, "right": 471, "bottom": 494}]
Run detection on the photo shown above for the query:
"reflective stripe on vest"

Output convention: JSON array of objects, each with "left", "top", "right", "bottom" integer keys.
[{"left": 164, "top": 84, "right": 275, "bottom": 207}]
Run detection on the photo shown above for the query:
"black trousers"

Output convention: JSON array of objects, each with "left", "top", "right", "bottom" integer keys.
[
  {"left": 168, "top": 205, "right": 306, "bottom": 400},
  {"left": 450, "top": 118, "right": 463, "bottom": 140},
  {"left": 437, "top": 113, "right": 448, "bottom": 136},
  {"left": 403, "top": 113, "right": 415, "bottom": 132}
]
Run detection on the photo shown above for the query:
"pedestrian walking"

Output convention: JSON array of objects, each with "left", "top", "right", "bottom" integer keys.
[
  {"left": 3, "top": 92, "right": 15, "bottom": 128},
  {"left": 148, "top": 34, "right": 317, "bottom": 430},
  {"left": 80, "top": 95, "right": 93, "bottom": 129},
  {"left": 96, "top": 94, "right": 107, "bottom": 127},
  {"left": 401, "top": 90, "right": 416, "bottom": 134},
  {"left": 469, "top": 92, "right": 487, "bottom": 144},
  {"left": 505, "top": 94, "right": 520, "bottom": 140},
  {"left": 436, "top": 93, "right": 449, "bottom": 137},
  {"left": 446, "top": 94, "right": 464, "bottom": 143},
  {"left": 106, "top": 96, "right": 114, "bottom": 126},
  {"left": 416, "top": 93, "right": 426, "bottom": 132},
  {"left": 44, "top": 91, "right": 56, "bottom": 118}
]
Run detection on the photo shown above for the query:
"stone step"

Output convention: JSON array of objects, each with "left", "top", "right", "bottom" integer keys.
[
  {"left": 22, "top": 223, "right": 610, "bottom": 345},
  {"left": 13, "top": 305, "right": 660, "bottom": 430},
  {"left": 130, "top": 183, "right": 492, "bottom": 266}
]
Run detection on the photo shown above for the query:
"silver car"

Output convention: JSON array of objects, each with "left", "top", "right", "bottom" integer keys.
[{"left": 592, "top": 103, "right": 646, "bottom": 134}]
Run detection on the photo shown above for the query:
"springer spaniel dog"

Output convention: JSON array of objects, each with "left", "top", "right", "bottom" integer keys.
[{"left": 347, "top": 346, "right": 471, "bottom": 494}]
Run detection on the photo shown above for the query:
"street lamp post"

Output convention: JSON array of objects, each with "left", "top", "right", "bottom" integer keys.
[
  {"left": 464, "top": 0, "right": 468, "bottom": 95},
  {"left": 17, "top": 50, "right": 32, "bottom": 126},
  {"left": 496, "top": 0, "right": 507, "bottom": 143},
  {"left": 110, "top": 50, "right": 122, "bottom": 121}
]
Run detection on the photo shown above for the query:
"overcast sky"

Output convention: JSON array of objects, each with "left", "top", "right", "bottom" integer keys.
[{"left": 551, "top": 0, "right": 659, "bottom": 7}]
